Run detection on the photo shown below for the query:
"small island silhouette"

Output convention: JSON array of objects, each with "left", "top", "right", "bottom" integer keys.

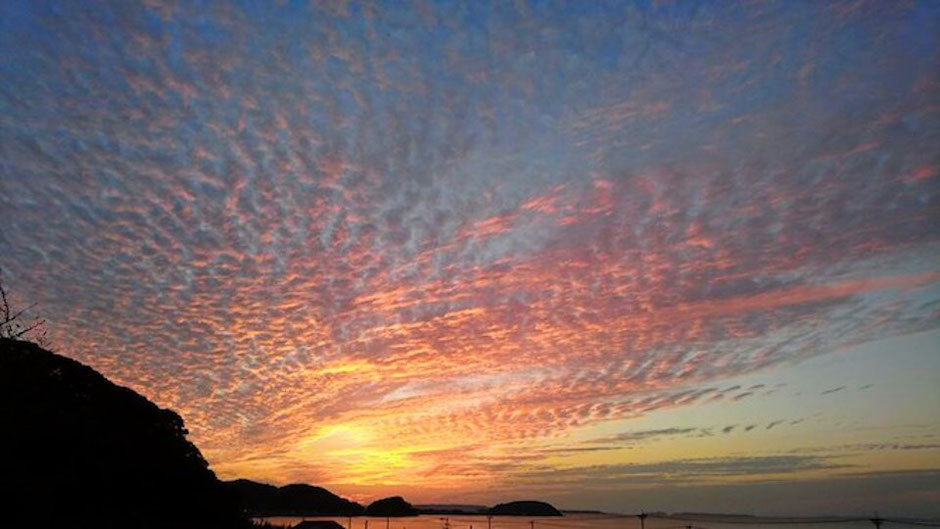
[
  {"left": 489, "top": 501, "right": 563, "bottom": 516},
  {"left": 366, "top": 496, "right": 419, "bottom": 517}
]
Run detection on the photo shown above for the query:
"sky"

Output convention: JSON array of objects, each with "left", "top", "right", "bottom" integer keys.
[{"left": 1, "top": 0, "right": 939, "bottom": 516}]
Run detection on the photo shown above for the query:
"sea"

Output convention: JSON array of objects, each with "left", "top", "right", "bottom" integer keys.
[{"left": 253, "top": 513, "right": 901, "bottom": 529}]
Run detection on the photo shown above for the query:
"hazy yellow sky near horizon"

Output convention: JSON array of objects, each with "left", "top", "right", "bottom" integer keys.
[{"left": 208, "top": 329, "right": 940, "bottom": 508}]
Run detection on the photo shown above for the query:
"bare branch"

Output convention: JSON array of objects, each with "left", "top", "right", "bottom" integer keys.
[
  {"left": 0, "top": 269, "right": 48, "bottom": 345},
  {"left": 10, "top": 319, "right": 45, "bottom": 339},
  {"left": 6, "top": 303, "right": 38, "bottom": 325},
  {"left": 0, "top": 273, "right": 10, "bottom": 322}
]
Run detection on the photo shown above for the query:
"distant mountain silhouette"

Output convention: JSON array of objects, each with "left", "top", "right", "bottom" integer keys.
[
  {"left": 224, "top": 478, "right": 364, "bottom": 516},
  {"left": 417, "top": 504, "right": 489, "bottom": 514},
  {"left": 0, "top": 338, "right": 248, "bottom": 528},
  {"left": 366, "top": 496, "right": 418, "bottom": 516},
  {"left": 489, "top": 501, "right": 563, "bottom": 516}
]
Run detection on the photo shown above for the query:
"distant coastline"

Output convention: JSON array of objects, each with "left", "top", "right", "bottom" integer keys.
[{"left": 228, "top": 479, "right": 564, "bottom": 518}]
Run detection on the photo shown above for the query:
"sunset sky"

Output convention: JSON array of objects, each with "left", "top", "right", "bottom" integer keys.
[{"left": 1, "top": 0, "right": 939, "bottom": 516}]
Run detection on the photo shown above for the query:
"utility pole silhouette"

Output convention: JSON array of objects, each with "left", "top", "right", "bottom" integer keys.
[{"left": 638, "top": 513, "right": 648, "bottom": 529}]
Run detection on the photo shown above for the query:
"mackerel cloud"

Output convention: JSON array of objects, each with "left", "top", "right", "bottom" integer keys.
[{"left": 1, "top": 0, "right": 938, "bottom": 492}]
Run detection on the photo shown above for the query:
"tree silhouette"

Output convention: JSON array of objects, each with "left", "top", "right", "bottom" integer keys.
[
  {"left": 0, "top": 269, "right": 47, "bottom": 345},
  {"left": 0, "top": 338, "right": 249, "bottom": 528}
]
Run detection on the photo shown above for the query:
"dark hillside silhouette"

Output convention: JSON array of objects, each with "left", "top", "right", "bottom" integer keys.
[
  {"left": 224, "top": 479, "right": 365, "bottom": 516},
  {"left": 0, "top": 338, "right": 248, "bottom": 528}
]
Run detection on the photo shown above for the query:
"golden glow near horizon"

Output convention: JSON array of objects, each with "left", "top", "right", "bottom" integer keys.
[{"left": 3, "top": 0, "right": 939, "bottom": 515}]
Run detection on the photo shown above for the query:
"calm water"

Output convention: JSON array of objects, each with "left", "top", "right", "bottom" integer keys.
[{"left": 253, "top": 513, "right": 882, "bottom": 529}]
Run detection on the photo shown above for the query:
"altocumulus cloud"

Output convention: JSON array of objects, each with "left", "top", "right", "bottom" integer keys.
[{"left": 0, "top": 0, "right": 938, "bottom": 491}]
